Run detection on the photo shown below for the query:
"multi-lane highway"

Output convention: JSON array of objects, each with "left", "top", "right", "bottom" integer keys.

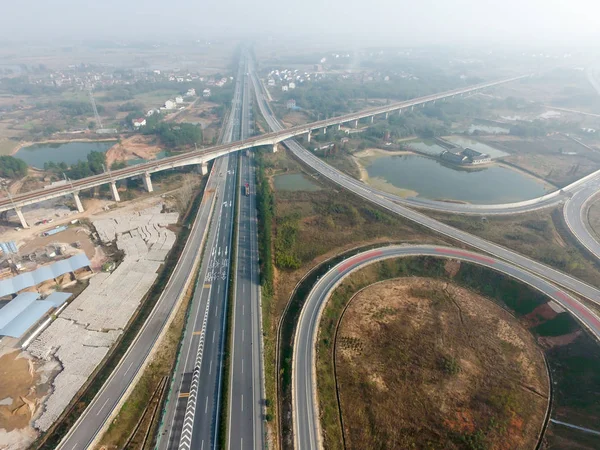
[
  {"left": 250, "top": 66, "right": 600, "bottom": 306},
  {"left": 292, "top": 245, "right": 600, "bottom": 450},
  {"left": 158, "top": 60, "right": 246, "bottom": 450},
  {"left": 227, "top": 63, "right": 265, "bottom": 450}
]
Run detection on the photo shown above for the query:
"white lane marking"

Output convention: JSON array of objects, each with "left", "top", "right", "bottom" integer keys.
[
  {"left": 241, "top": 394, "right": 244, "bottom": 411},
  {"left": 213, "top": 330, "right": 215, "bottom": 343},
  {"left": 215, "top": 306, "right": 218, "bottom": 317},
  {"left": 241, "top": 358, "right": 244, "bottom": 374},
  {"left": 241, "top": 438, "right": 243, "bottom": 450},
  {"left": 71, "top": 444, "right": 78, "bottom": 450},
  {"left": 217, "top": 285, "right": 220, "bottom": 294},
  {"left": 201, "top": 441, "right": 204, "bottom": 450},
  {"left": 123, "top": 361, "right": 134, "bottom": 376},
  {"left": 209, "top": 360, "right": 212, "bottom": 375},
  {"left": 96, "top": 398, "right": 110, "bottom": 416},
  {"left": 205, "top": 396, "right": 209, "bottom": 414},
  {"left": 242, "top": 329, "right": 244, "bottom": 342},
  {"left": 243, "top": 304, "right": 245, "bottom": 315},
  {"left": 242, "top": 284, "right": 245, "bottom": 293}
]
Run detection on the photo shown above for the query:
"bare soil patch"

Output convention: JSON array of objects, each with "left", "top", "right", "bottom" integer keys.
[{"left": 336, "top": 278, "right": 549, "bottom": 450}]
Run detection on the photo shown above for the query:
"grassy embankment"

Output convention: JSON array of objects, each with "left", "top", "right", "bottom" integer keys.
[{"left": 428, "top": 208, "right": 600, "bottom": 289}]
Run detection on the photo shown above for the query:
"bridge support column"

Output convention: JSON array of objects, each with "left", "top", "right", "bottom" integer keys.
[
  {"left": 14, "top": 208, "right": 28, "bottom": 229},
  {"left": 385, "top": 112, "right": 388, "bottom": 119},
  {"left": 200, "top": 161, "right": 209, "bottom": 176},
  {"left": 307, "top": 131, "right": 311, "bottom": 143},
  {"left": 322, "top": 126, "right": 327, "bottom": 135},
  {"left": 73, "top": 193, "right": 84, "bottom": 213},
  {"left": 110, "top": 182, "right": 120, "bottom": 202},
  {"left": 411, "top": 105, "right": 414, "bottom": 111},
  {"left": 143, "top": 172, "right": 153, "bottom": 192},
  {"left": 398, "top": 108, "right": 402, "bottom": 114},
  {"left": 370, "top": 116, "right": 374, "bottom": 123},
  {"left": 337, "top": 124, "right": 341, "bottom": 131},
  {"left": 354, "top": 119, "right": 358, "bottom": 128},
  {"left": 272, "top": 143, "right": 278, "bottom": 153}
]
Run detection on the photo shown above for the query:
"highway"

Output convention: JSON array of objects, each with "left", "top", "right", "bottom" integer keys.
[
  {"left": 227, "top": 63, "right": 265, "bottom": 449},
  {"left": 249, "top": 66, "right": 600, "bottom": 306},
  {"left": 158, "top": 59, "right": 246, "bottom": 450},
  {"left": 292, "top": 245, "right": 600, "bottom": 450}
]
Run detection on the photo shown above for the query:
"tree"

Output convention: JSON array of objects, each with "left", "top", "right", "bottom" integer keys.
[{"left": 0, "top": 155, "right": 28, "bottom": 179}]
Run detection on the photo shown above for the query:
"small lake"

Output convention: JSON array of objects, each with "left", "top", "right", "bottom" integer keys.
[
  {"left": 274, "top": 173, "right": 321, "bottom": 191},
  {"left": 15, "top": 141, "right": 117, "bottom": 168},
  {"left": 443, "top": 136, "right": 508, "bottom": 159},
  {"left": 364, "top": 155, "right": 550, "bottom": 204}
]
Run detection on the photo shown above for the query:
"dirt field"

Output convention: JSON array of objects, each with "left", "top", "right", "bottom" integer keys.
[
  {"left": 479, "top": 135, "right": 600, "bottom": 187},
  {"left": 335, "top": 278, "right": 549, "bottom": 450},
  {"left": 105, "top": 134, "right": 164, "bottom": 167}
]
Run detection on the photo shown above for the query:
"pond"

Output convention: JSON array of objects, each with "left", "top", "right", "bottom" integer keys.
[
  {"left": 363, "top": 154, "right": 551, "bottom": 204},
  {"left": 274, "top": 172, "right": 321, "bottom": 191},
  {"left": 15, "top": 141, "right": 117, "bottom": 168}
]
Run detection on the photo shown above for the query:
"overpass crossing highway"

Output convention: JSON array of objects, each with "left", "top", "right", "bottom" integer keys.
[
  {"left": 1, "top": 73, "right": 530, "bottom": 226},
  {"left": 292, "top": 245, "right": 600, "bottom": 450}
]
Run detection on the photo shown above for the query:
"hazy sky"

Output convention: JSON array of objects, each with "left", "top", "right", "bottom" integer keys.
[{"left": 2, "top": 0, "right": 600, "bottom": 47}]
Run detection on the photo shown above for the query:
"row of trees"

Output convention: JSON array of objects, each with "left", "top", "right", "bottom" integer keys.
[
  {"left": 0, "top": 155, "right": 28, "bottom": 179},
  {"left": 44, "top": 150, "right": 107, "bottom": 180},
  {"left": 256, "top": 151, "right": 274, "bottom": 295},
  {"left": 142, "top": 122, "right": 202, "bottom": 148}
]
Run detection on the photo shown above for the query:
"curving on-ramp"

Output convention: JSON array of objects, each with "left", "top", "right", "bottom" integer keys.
[{"left": 292, "top": 245, "right": 600, "bottom": 450}]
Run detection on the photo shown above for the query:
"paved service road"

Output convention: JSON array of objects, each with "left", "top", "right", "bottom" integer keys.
[
  {"left": 227, "top": 64, "right": 266, "bottom": 449},
  {"left": 158, "top": 58, "right": 246, "bottom": 450},
  {"left": 249, "top": 68, "right": 600, "bottom": 306},
  {"left": 293, "top": 245, "right": 600, "bottom": 450}
]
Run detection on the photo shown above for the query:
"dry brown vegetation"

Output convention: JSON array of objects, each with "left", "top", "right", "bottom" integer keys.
[{"left": 335, "top": 278, "right": 549, "bottom": 450}]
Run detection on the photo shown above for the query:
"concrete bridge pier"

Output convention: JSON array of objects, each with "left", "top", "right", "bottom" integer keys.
[
  {"left": 370, "top": 116, "right": 374, "bottom": 123},
  {"left": 73, "top": 193, "right": 84, "bottom": 213},
  {"left": 307, "top": 131, "right": 311, "bottom": 143},
  {"left": 354, "top": 119, "right": 359, "bottom": 128},
  {"left": 15, "top": 208, "right": 28, "bottom": 229},
  {"left": 110, "top": 182, "right": 121, "bottom": 202},
  {"left": 322, "top": 126, "right": 327, "bottom": 134},
  {"left": 272, "top": 143, "right": 278, "bottom": 153},
  {"left": 337, "top": 124, "right": 341, "bottom": 131},
  {"left": 143, "top": 172, "right": 153, "bottom": 193},
  {"left": 200, "top": 161, "right": 209, "bottom": 176},
  {"left": 385, "top": 112, "right": 389, "bottom": 119}
]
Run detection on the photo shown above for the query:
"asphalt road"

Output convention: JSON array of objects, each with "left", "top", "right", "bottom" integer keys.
[
  {"left": 293, "top": 245, "right": 600, "bottom": 450},
  {"left": 564, "top": 169, "right": 600, "bottom": 259},
  {"left": 249, "top": 68, "right": 600, "bottom": 306},
  {"left": 227, "top": 66, "right": 266, "bottom": 449},
  {"left": 158, "top": 60, "right": 246, "bottom": 450}
]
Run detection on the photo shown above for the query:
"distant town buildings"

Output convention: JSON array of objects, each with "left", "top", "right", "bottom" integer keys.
[
  {"left": 203, "top": 88, "right": 211, "bottom": 98},
  {"left": 164, "top": 99, "right": 176, "bottom": 110},
  {"left": 175, "top": 96, "right": 184, "bottom": 104},
  {"left": 286, "top": 99, "right": 296, "bottom": 109},
  {"left": 186, "top": 88, "right": 196, "bottom": 97}
]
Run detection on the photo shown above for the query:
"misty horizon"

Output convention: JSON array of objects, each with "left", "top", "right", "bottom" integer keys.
[{"left": 1, "top": 0, "right": 600, "bottom": 49}]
